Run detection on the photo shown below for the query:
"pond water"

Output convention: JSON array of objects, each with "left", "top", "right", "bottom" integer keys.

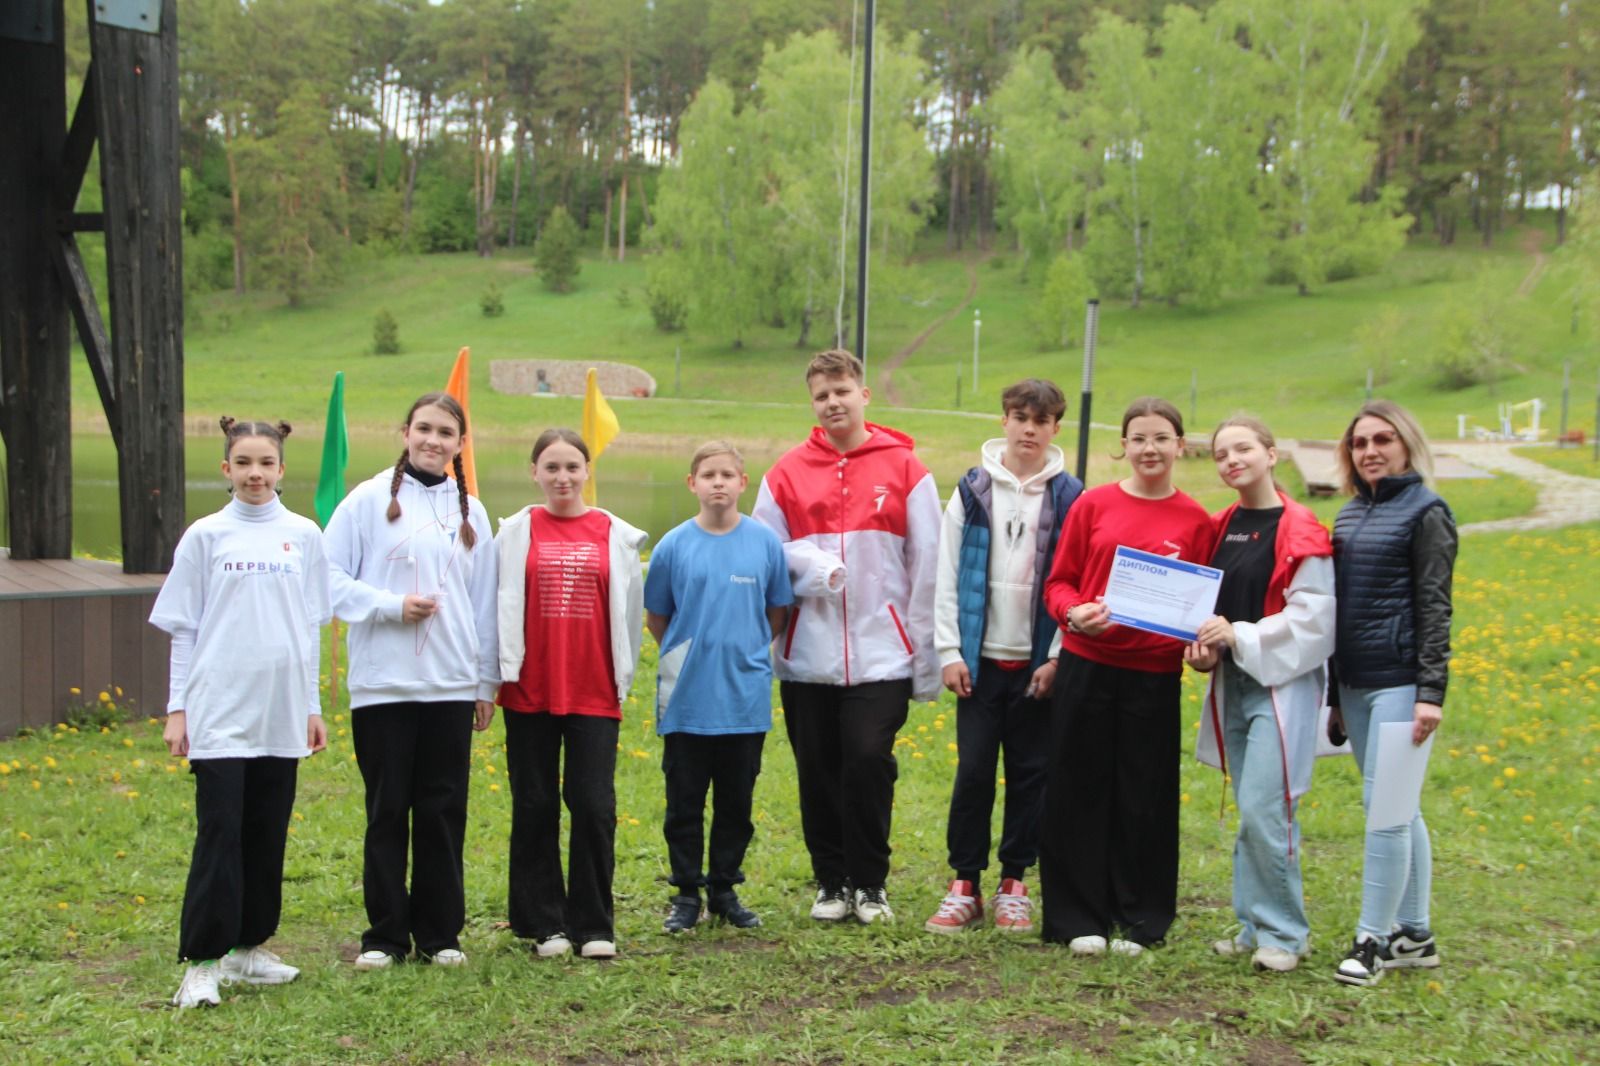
[{"left": 1, "top": 434, "right": 788, "bottom": 561}]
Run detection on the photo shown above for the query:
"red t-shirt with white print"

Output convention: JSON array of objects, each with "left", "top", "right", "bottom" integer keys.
[{"left": 499, "top": 508, "right": 619, "bottom": 718}]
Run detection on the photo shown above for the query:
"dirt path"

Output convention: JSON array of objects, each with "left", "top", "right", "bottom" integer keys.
[
  {"left": 879, "top": 257, "right": 983, "bottom": 406},
  {"left": 1516, "top": 229, "right": 1550, "bottom": 297},
  {"left": 1434, "top": 442, "right": 1600, "bottom": 533}
]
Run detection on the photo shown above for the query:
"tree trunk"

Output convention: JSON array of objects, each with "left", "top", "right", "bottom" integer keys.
[
  {"left": 223, "top": 116, "right": 245, "bottom": 294},
  {"left": 374, "top": 63, "right": 389, "bottom": 188},
  {"left": 634, "top": 170, "right": 652, "bottom": 228},
  {"left": 508, "top": 122, "right": 524, "bottom": 247},
  {"left": 618, "top": 52, "right": 632, "bottom": 262},
  {"left": 945, "top": 101, "right": 962, "bottom": 251},
  {"left": 601, "top": 181, "right": 613, "bottom": 257},
  {"left": 403, "top": 92, "right": 429, "bottom": 238}
]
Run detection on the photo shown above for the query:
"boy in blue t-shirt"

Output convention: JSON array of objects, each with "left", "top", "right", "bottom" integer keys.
[{"left": 645, "top": 441, "right": 794, "bottom": 932}]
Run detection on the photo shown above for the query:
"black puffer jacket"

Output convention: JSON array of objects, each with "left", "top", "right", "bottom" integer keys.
[{"left": 1332, "top": 472, "right": 1457, "bottom": 706}]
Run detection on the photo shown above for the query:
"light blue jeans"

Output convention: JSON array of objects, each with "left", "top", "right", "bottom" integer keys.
[
  {"left": 1340, "top": 683, "right": 1432, "bottom": 939},
  {"left": 1221, "top": 664, "right": 1309, "bottom": 954}
]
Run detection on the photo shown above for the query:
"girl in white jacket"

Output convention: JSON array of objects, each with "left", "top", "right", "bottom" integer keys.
[
  {"left": 152, "top": 418, "right": 331, "bottom": 1008},
  {"left": 324, "top": 392, "right": 499, "bottom": 970},
  {"left": 1185, "top": 417, "right": 1335, "bottom": 973},
  {"left": 496, "top": 428, "right": 646, "bottom": 960}
]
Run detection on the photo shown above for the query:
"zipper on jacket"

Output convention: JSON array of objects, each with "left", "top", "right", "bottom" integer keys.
[{"left": 838, "top": 458, "right": 850, "bottom": 686}]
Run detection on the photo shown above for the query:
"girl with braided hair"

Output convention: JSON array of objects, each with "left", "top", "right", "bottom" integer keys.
[
  {"left": 152, "top": 418, "right": 331, "bottom": 1008},
  {"left": 324, "top": 392, "right": 499, "bottom": 971}
]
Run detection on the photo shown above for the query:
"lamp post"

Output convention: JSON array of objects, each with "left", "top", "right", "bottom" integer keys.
[{"left": 972, "top": 308, "right": 981, "bottom": 400}]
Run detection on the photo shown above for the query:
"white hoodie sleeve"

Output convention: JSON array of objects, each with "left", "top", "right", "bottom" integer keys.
[
  {"left": 324, "top": 486, "right": 406, "bottom": 624},
  {"left": 466, "top": 502, "right": 501, "bottom": 699},
  {"left": 753, "top": 476, "right": 845, "bottom": 599},
  {"left": 904, "top": 471, "right": 944, "bottom": 701},
  {"left": 933, "top": 486, "right": 966, "bottom": 669},
  {"left": 1231, "top": 555, "right": 1335, "bottom": 688}
]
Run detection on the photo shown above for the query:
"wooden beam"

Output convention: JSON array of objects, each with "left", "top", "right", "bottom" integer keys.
[
  {"left": 0, "top": 0, "right": 73, "bottom": 559},
  {"left": 59, "top": 61, "right": 96, "bottom": 209},
  {"left": 51, "top": 233, "right": 118, "bottom": 441},
  {"left": 89, "top": 0, "right": 184, "bottom": 574}
]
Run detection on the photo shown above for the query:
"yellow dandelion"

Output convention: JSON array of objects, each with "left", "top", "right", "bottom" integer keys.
[
  {"left": 121, "top": 738, "right": 133, "bottom": 749},
  {"left": 115, "top": 850, "right": 126, "bottom": 859},
  {"left": 0, "top": 765, "right": 11, "bottom": 777},
  {"left": 1180, "top": 793, "right": 1191, "bottom": 804},
  {"left": 946, "top": 743, "right": 958, "bottom": 753},
  {"left": 98, "top": 691, "right": 111, "bottom": 703},
  {"left": 1522, "top": 814, "right": 1535, "bottom": 824},
  {"left": 627, "top": 818, "right": 640, "bottom": 826},
  {"left": 55, "top": 902, "right": 68, "bottom": 911},
  {"left": 1503, "top": 767, "right": 1518, "bottom": 778},
  {"left": 135, "top": 895, "right": 146, "bottom": 905},
  {"left": 126, "top": 791, "right": 139, "bottom": 800},
  {"left": 488, "top": 783, "right": 500, "bottom": 793},
  {"left": 912, "top": 752, "right": 925, "bottom": 760},
  {"left": 1426, "top": 980, "right": 1443, "bottom": 994},
  {"left": 292, "top": 812, "right": 304, "bottom": 822},
  {"left": 16, "top": 831, "right": 31, "bottom": 841},
  {"left": 31, "top": 780, "right": 40, "bottom": 790}
]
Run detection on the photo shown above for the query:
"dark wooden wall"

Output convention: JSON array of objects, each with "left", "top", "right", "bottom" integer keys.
[
  {"left": 0, "top": 556, "right": 168, "bottom": 737},
  {"left": 0, "top": 0, "right": 74, "bottom": 559}
]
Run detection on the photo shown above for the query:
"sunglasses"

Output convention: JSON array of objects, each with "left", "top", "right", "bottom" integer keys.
[{"left": 1350, "top": 431, "right": 1398, "bottom": 450}]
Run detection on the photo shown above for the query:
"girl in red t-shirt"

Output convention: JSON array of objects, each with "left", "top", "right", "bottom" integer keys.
[
  {"left": 494, "top": 429, "right": 647, "bottom": 960},
  {"left": 1039, "top": 397, "right": 1215, "bottom": 955}
]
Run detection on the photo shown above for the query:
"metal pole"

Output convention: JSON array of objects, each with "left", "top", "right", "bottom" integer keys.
[
  {"left": 972, "top": 309, "right": 981, "bottom": 399},
  {"left": 1593, "top": 369, "right": 1599, "bottom": 462},
  {"left": 853, "top": 0, "right": 876, "bottom": 369},
  {"left": 1076, "top": 299, "right": 1100, "bottom": 484},
  {"left": 1560, "top": 360, "right": 1571, "bottom": 446},
  {"left": 955, "top": 368, "right": 961, "bottom": 408},
  {"left": 675, "top": 345, "right": 681, "bottom": 395},
  {"left": 1366, "top": 367, "right": 1374, "bottom": 402},
  {"left": 1189, "top": 368, "right": 1197, "bottom": 430}
]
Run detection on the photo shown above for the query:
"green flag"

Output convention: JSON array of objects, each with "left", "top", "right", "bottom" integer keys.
[{"left": 314, "top": 371, "right": 349, "bottom": 528}]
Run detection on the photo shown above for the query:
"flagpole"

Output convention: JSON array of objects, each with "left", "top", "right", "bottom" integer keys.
[{"left": 854, "top": 0, "right": 876, "bottom": 369}]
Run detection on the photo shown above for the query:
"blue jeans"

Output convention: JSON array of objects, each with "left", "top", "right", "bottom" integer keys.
[
  {"left": 1340, "top": 683, "right": 1432, "bottom": 939},
  {"left": 1221, "top": 664, "right": 1308, "bottom": 954}
]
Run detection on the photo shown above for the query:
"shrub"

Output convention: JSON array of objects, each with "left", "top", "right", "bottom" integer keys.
[
  {"left": 645, "top": 272, "right": 688, "bottom": 333},
  {"left": 481, "top": 282, "right": 505, "bottom": 317},
  {"left": 535, "top": 206, "right": 582, "bottom": 293},
  {"left": 373, "top": 308, "right": 401, "bottom": 354},
  {"left": 1029, "top": 253, "right": 1094, "bottom": 350}
]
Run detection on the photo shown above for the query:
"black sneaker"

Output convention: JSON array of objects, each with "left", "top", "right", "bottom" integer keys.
[
  {"left": 662, "top": 894, "right": 702, "bottom": 934},
  {"left": 1334, "top": 936, "right": 1384, "bottom": 987},
  {"left": 708, "top": 890, "right": 762, "bottom": 929},
  {"left": 1379, "top": 926, "right": 1440, "bottom": 969}
]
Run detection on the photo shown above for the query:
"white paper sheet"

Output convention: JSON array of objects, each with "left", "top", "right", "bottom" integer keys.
[
  {"left": 1101, "top": 545, "right": 1223, "bottom": 643},
  {"left": 1365, "top": 722, "right": 1435, "bottom": 832}
]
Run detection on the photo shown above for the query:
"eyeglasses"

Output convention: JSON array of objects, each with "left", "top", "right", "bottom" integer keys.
[{"left": 1350, "top": 431, "right": 1398, "bottom": 451}]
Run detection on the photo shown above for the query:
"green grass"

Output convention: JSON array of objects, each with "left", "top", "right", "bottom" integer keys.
[
  {"left": 2, "top": 526, "right": 1596, "bottom": 1063},
  {"left": 1513, "top": 445, "right": 1600, "bottom": 479},
  {"left": 73, "top": 223, "right": 1593, "bottom": 450}
]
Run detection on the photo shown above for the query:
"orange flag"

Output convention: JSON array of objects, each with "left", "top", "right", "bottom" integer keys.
[{"left": 443, "top": 346, "right": 479, "bottom": 497}]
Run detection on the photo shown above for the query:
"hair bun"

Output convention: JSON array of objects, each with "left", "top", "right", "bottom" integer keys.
[
  {"left": 275, "top": 421, "right": 293, "bottom": 439},
  {"left": 219, "top": 415, "right": 237, "bottom": 433}
]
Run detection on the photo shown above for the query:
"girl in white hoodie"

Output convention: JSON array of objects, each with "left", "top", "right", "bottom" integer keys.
[
  {"left": 496, "top": 428, "right": 646, "bottom": 960},
  {"left": 324, "top": 392, "right": 499, "bottom": 970}
]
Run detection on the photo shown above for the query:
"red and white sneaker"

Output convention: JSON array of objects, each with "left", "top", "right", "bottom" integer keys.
[
  {"left": 923, "top": 879, "right": 984, "bottom": 934},
  {"left": 992, "top": 878, "right": 1034, "bottom": 933}
]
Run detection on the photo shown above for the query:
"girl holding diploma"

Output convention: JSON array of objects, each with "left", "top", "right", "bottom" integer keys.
[
  {"left": 1325, "top": 401, "right": 1456, "bottom": 986},
  {"left": 1184, "top": 417, "right": 1335, "bottom": 974},
  {"left": 1040, "top": 398, "right": 1214, "bottom": 954}
]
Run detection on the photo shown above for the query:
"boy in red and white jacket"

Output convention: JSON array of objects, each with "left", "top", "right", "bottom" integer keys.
[{"left": 753, "top": 349, "right": 941, "bottom": 924}]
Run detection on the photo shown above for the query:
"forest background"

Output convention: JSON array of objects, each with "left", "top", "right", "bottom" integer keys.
[{"left": 56, "top": 0, "right": 1600, "bottom": 370}]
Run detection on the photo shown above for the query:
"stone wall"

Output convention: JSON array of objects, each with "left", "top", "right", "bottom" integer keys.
[{"left": 490, "top": 360, "right": 657, "bottom": 398}]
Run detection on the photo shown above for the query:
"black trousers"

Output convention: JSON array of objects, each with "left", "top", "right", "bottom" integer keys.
[
  {"left": 179, "top": 756, "right": 299, "bottom": 962},
  {"left": 661, "top": 731, "right": 766, "bottom": 892},
  {"left": 946, "top": 661, "right": 1050, "bottom": 884},
  {"left": 351, "top": 701, "right": 473, "bottom": 958},
  {"left": 779, "top": 678, "right": 910, "bottom": 890},
  {"left": 1039, "top": 651, "right": 1181, "bottom": 946},
  {"left": 503, "top": 710, "right": 619, "bottom": 945}
]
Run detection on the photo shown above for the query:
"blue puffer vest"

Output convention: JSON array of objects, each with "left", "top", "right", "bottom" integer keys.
[
  {"left": 1332, "top": 472, "right": 1450, "bottom": 689},
  {"left": 955, "top": 467, "right": 1082, "bottom": 681}
]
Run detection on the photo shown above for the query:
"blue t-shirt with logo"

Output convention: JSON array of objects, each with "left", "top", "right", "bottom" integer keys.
[{"left": 644, "top": 516, "right": 794, "bottom": 735}]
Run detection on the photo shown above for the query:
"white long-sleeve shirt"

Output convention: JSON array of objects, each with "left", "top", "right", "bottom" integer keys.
[
  {"left": 324, "top": 469, "right": 499, "bottom": 708},
  {"left": 149, "top": 497, "right": 331, "bottom": 759}
]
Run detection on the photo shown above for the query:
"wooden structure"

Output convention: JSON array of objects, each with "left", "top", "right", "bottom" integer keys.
[
  {"left": 0, "top": 1, "right": 183, "bottom": 734},
  {"left": 0, "top": 552, "right": 168, "bottom": 735},
  {"left": 0, "top": 0, "right": 185, "bottom": 572}
]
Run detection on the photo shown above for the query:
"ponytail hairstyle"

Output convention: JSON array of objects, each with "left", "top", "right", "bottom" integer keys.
[
  {"left": 387, "top": 392, "right": 477, "bottom": 549},
  {"left": 1112, "top": 396, "right": 1184, "bottom": 459},
  {"left": 219, "top": 417, "right": 292, "bottom": 495}
]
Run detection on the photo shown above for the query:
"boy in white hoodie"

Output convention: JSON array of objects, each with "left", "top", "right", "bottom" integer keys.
[{"left": 924, "top": 379, "right": 1082, "bottom": 934}]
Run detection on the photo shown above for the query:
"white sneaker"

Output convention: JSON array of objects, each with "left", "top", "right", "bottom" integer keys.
[
  {"left": 172, "top": 961, "right": 222, "bottom": 1008},
  {"left": 535, "top": 934, "right": 572, "bottom": 958},
  {"left": 219, "top": 945, "right": 299, "bottom": 985},
  {"left": 1252, "top": 946, "right": 1301, "bottom": 973},
  {"left": 810, "top": 885, "right": 853, "bottom": 922},
  {"left": 853, "top": 886, "right": 894, "bottom": 925},
  {"left": 427, "top": 948, "right": 466, "bottom": 967},
  {"left": 354, "top": 949, "right": 396, "bottom": 971},
  {"left": 1069, "top": 935, "right": 1107, "bottom": 956},
  {"left": 579, "top": 939, "right": 617, "bottom": 959},
  {"left": 1109, "top": 939, "right": 1145, "bottom": 957},
  {"left": 1212, "top": 936, "right": 1251, "bottom": 957}
]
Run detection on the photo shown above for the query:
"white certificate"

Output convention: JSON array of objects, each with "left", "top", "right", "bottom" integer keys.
[
  {"left": 1101, "top": 546, "right": 1223, "bottom": 643},
  {"left": 1366, "top": 723, "right": 1435, "bottom": 832}
]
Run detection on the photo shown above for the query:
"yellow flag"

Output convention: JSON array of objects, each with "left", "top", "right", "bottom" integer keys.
[{"left": 581, "top": 367, "right": 620, "bottom": 505}]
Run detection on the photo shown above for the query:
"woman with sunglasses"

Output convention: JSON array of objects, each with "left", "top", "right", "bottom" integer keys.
[{"left": 1327, "top": 401, "right": 1457, "bottom": 986}]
